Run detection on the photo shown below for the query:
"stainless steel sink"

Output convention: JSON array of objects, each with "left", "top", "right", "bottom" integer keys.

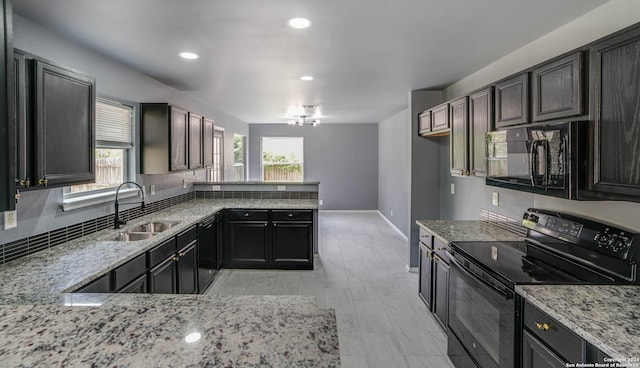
[
  {"left": 126, "top": 221, "right": 179, "bottom": 233},
  {"left": 107, "top": 232, "right": 155, "bottom": 242}
]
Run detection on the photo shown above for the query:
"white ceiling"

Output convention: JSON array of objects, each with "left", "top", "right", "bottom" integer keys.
[{"left": 13, "top": 0, "right": 606, "bottom": 124}]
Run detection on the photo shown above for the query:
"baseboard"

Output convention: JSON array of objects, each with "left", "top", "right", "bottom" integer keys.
[
  {"left": 377, "top": 211, "right": 409, "bottom": 242},
  {"left": 405, "top": 265, "right": 419, "bottom": 273},
  {"left": 319, "top": 210, "right": 379, "bottom": 213}
]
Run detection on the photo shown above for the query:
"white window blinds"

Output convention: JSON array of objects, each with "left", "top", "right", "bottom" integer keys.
[{"left": 96, "top": 98, "right": 133, "bottom": 148}]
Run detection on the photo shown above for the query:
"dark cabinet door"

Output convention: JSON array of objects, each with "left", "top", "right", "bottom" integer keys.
[
  {"left": 272, "top": 221, "right": 313, "bottom": 269},
  {"left": 202, "top": 117, "right": 215, "bottom": 167},
  {"left": 148, "top": 256, "right": 177, "bottom": 294},
  {"left": 431, "top": 103, "right": 450, "bottom": 132},
  {"left": 449, "top": 96, "right": 468, "bottom": 176},
  {"left": 418, "top": 111, "right": 431, "bottom": 135},
  {"left": 0, "top": 0, "right": 14, "bottom": 211},
  {"left": 589, "top": 27, "right": 640, "bottom": 200},
  {"left": 118, "top": 274, "right": 148, "bottom": 294},
  {"left": 522, "top": 331, "right": 566, "bottom": 368},
  {"left": 75, "top": 273, "right": 111, "bottom": 293},
  {"left": 433, "top": 254, "right": 449, "bottom": 329},
  {"left": 34, "top": 60, "right": 95, "bottom": 187},
  {"left": 188, "top": 112, "right": 203, "bottom": 169},
  {"left": 13, "top": 51, "right": 28, "bottom": 191},
  {"left": 532, "top": 52, "right": 583, "bottom": 122},
  {"left": 468, "top": 87, "right": 493, "bottom": 177},
  {"left": 495, "top": 73, "right": 529, "bottom": 128},
  {"left": 177, "top": 241, "right": 198, "bottom": 294},
  {"left": 225, "top": 221, "right": 270, "bottom": 267},
  {"left": 418, "top": 243, "right": 433, "bottom": 310},
  {"left": 198, "top": 219, "right": 218, "bottom": 292},
  {"left": 170, "top": 106, "right": 188, "bottom": 171}
]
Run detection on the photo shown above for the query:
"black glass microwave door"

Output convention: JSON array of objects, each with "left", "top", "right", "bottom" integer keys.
[
  {"left": 449, "top": 263, "right": 514, "bottom": 368},
  {"left": 487, "top": 139, "right": 532, "bottom": 186}
]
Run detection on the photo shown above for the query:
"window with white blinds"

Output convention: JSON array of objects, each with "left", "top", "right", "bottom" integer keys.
[{"left": 96, "top": 98, "right": 133, "bottom": 148}]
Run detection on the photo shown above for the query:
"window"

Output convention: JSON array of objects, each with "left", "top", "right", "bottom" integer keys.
[
  {"left": 67, "top": 98, "right": 134, "bottom": 194},
  {"left": 213, "top": 127, "right": 224, "bottom": 182},
  {"left": 234, "top": 134, "right": 246, "bottom": 181},
  {"left": 261, "top": 137, "right": 304, "bottom": 182}
]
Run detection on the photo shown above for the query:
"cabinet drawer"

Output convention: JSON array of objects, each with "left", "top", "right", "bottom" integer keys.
[
  {"left": 419, "top": 227, "right": 433, "bottom": 248},
  {"left": 433, "top": 237, "right": 449, "bottom": 262},
  {"left": 176, "top": 225, "right": 197, "bottom": 249},
  {"left": 148, "top": 238, "right": 176, "bottom": 268},
  {"left": 75, "top": 273, "right": 111, "bottom": 293},
  {"left": 113, "top": 253, "right": 147, "bottom": 291},
  {"left": 227, "top": 209, "right": 269, "bottom": 222},
  {"left": 524, "top": 301, "right": 582, "bottom": 363},
  {"left": 272, "top": 210, "right": 312, "bottom": 221}
]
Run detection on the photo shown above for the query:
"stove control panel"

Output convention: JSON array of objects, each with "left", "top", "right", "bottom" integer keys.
[{"left": 593, "top": 229, "right": 633, "bottom": 254}]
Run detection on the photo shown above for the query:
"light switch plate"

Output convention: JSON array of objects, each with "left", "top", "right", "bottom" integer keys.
[
  {"left": 319, "top": 199, "right": 324, "bottom": 206},
  {"left": 492, "top": 192, "right": 499, "bottom": 207},
  {"left": 150, "top": 185, "right": 156, "bottom": 195},
  {"left": 182, "top": 179, "right": 187, "bottom": 189},
  {"left": 277, "top": 185, "right": 286, "bottom": 191},
  {"left": 4, "top": 210, "right": 17, "bottom": 229},
  {"left": 212, "top": 185, "right": 221, "bottom": 191},
  {"left": 450, "top": 183, "right": 455, "bottom": 195}
]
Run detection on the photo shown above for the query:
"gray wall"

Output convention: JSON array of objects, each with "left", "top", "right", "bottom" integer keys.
[
  {"left": 438, "top": 0, "right": 640, "bottom": 230},
  {"left": 248, "top": 124, "right": 378, "bottom": 211},
  {"left": 0, "top": 16, "right": 250, "bottom": 243},
  {"left": 378, "top": 109, "right": 410, "bottom": 237}
]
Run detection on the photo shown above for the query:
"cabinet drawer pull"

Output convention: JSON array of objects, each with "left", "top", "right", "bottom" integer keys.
[
  {"left": 437, "top": 247, "right": 446, "bottom": 251},
  {"left": 535, "top": 322, "right": 551, "bottom": 331},
  {"left": 244, "top": 213, "right": 250, "bottom": 217},
  {"left": 179, "top": 252, "right": 185, "bottom": 257},
  {"left": 287, "top": 213, "right": 293, "bottom": 217},
  {"left": 172, "top": 256, "right": 179, "bottom": 262},
  {"left": 421, "top": 234, "right": 430, "bottom": 238}
]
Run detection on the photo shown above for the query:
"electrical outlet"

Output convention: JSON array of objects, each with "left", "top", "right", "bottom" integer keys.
[
  {"left": 183, "top": 179, "right": 187, "bottom": 189},
  {"left": 4, "top": 210, "right": 17, "bottom": 229},
  {"left": 492, "top": 192, "right": 499, "bottom": 207},
  {"left": 277, "top": 185, "right": 286, "bottom": 191},
  {"left": 390, "top": 210, "right": 394, "bottom": 217},
  {"left": 319, "top": 199, "right": 324, "bottom": 206},
  {"left": 212, "top": 185, "right": 221, "bottom": 191},
  {"left": 150, "top": 185, "right": 156, "bottom": 195},
  {"left": 450, "top": 183, "right": 455, "bottom": 195}
]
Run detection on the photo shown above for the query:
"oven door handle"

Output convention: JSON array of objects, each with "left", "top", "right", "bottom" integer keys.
[{"left": 447, "top": 252, "right": 514, "bottom": 301}]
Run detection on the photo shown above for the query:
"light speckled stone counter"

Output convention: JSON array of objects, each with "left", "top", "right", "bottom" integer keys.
[
  {"left": 516, "top": 285, "right": 640, "bottom": 359},
  {"left": 416, "top": 220, "right": 525, "bottom": 244},
  {"left": 0, "top": 198, "right": 337, "bottom": 367},
  {"left": 0, "top": 294, "right": 339, "bottom": 367}
]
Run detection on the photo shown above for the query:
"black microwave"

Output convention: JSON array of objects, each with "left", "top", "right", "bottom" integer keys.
[{"left": 485, "top": 121, "right": 588, "bottom": 199}]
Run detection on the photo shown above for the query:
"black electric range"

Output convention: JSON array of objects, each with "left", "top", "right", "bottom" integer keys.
[{"left": 446, "top": 208, "right": 640, "bottom": 368}]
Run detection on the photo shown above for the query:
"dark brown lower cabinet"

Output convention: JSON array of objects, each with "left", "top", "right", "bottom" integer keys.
[
  {"left": 118, "top": 274, "right": 148, "bottom": 293},
  {"left": 522, "top": 331, "right": 565, "bottom": 368},
  {"left": 418, "top": 243, "right": 433, "bottom": 309},
  {"left": 433, "top": 253, "right": 449, "bottom": 329},
  {"left": 272, "top": 221, "right": 313, "bottom": 269},
  {"left": 177, "top": 242, "right": 198, "bottom": 294},
  {"left": 226, "top": 221, "right": 270, "bottom": 267},
  {"left": 148, "top": 256, "right": 177, "bottom": 294},
  {"left": 75, "top": 273, "right": 111, "bottom": 293}
]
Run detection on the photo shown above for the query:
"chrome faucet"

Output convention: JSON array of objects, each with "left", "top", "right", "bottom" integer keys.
[{"left": 114, "top": 181, "right": 145, "bottom": 229}]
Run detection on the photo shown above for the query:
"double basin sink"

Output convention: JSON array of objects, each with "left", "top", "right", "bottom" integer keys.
[{"left": 106, "top": 221, "right": 180, "bottom": 242}]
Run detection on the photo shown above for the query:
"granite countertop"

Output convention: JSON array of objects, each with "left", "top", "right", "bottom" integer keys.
[
  {"left": 194, "top": 181, "right": 321, "bottom": 185},
  {"left": 416, "top": 220, "right": 525, "bottom": 243},
  {"left": 0, "top": 198, "right": 336, "bottom": 367},
  {"left": 516, "top": 285, "right": 640, "bottom": 359}
]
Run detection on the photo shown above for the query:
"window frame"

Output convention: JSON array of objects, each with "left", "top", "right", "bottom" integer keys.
[
  {"left": 213, "top": 126, "right": 225, "bottom": 182},
  {"left": 261, "top": 136, "right": 304, "bottom": 182},
  {"left": 61, "top": 96, "right": 137, "bottom": 205},
  {"left": 234, "top": 134, "right": 247, "bottom": 181}
]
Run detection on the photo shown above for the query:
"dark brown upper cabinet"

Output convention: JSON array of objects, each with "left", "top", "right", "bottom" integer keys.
[
  {"left": 468, "top": 87, "right": 493, "bottom": 177},
  {"left": 495, "top": 73, "right": 529, "bottom": 128},
  {"left": 588, "top": 26, "right": 640, "bottom": 201},
  {"left": 202, "top": 117, "right": 215, "bottom": 167},
  {"left": 12, "top": 49, "right": 95, "bottom": 190},
  {"left": 34, "top": 60, "right": 95, "bottom": 187},
  {"left": 532, "top": 52, "right": 583, "bottom": 122},
  {"left": 449, "top": 96, "right": 468, "bottom": 176},
  {"left": 418, "top": 110, "right": 431, "bottom": 136},
  {"left": 141, "top": 103, "right": 189, "bottom": 174},
  {"left": 188, "top": 112, "right": 203, "bottom": 169},
  {"left": 0, "top": 0, "right": 14, "bottom": 211},
  {"left": 431, "top": 102, "right": 450, "bottom": 133}
]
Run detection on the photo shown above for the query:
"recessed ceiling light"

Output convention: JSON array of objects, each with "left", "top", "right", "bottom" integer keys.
[
  {"left": 288, "top": 18, "right": 311, "bottom": 29},
  {"left": 300, "top": 75, "right": 314, "bottom": 81},
  {"left": 180, "top": 52, "right": 199, "bottom": 60}
]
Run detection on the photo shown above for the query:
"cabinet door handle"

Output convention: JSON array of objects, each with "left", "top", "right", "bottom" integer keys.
[
  {"left": 244, "top": 213, "right": 250, "bottom": 217},
  {"left": 172, "top": 256, "right": 179, "bottom": 262},
  {"left": 287, "top": 213, "right": 293, "bottom": 217},
  {"left": 38, "top": 178, "right": 48, "bottom": 186},
  {"left": 535, "top": 322, "right": 551, "bottom": 331},
  {"left": 178, "top": 252, "right": 185, "bottom": 257},
  {"left": 421, "top": 234, "right": 430, "bottom": 238},
  {"left": 437, "top": 247, "right": 446, "bottom": 251}
]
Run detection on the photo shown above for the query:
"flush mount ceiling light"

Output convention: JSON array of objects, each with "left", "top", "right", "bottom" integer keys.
[
  {"left": 300, "top": 75, "right": 314, "bottom": 81},
  {"left": 288, "top": 17, "right": 311, "bottom": 29},
  {"left": 179, "top": 52, "right": 199, "bottom": 60}
]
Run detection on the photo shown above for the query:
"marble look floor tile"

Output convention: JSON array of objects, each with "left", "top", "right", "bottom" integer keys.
[
  {"left": 338, "top": 332, "right": 366, "bottom": 356},
  {"left": 335, "top": 313, "right": 360, "bottom": 334},
  {"left": 361, "top": 332, "right": 408, "bottom": 368},
  {"left": 357, "top": 311, "right": 394, "bottom": 333},
  {"left": 340, "top": 355, "right": 369, "bottom": 368},
  {"left": 406, "top": 355, "right": 456, "bottom": 368}
]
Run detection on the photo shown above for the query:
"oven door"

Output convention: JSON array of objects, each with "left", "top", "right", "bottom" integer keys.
[{"left": 447, "top": 254, "right": 515, "bottom": 368}]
